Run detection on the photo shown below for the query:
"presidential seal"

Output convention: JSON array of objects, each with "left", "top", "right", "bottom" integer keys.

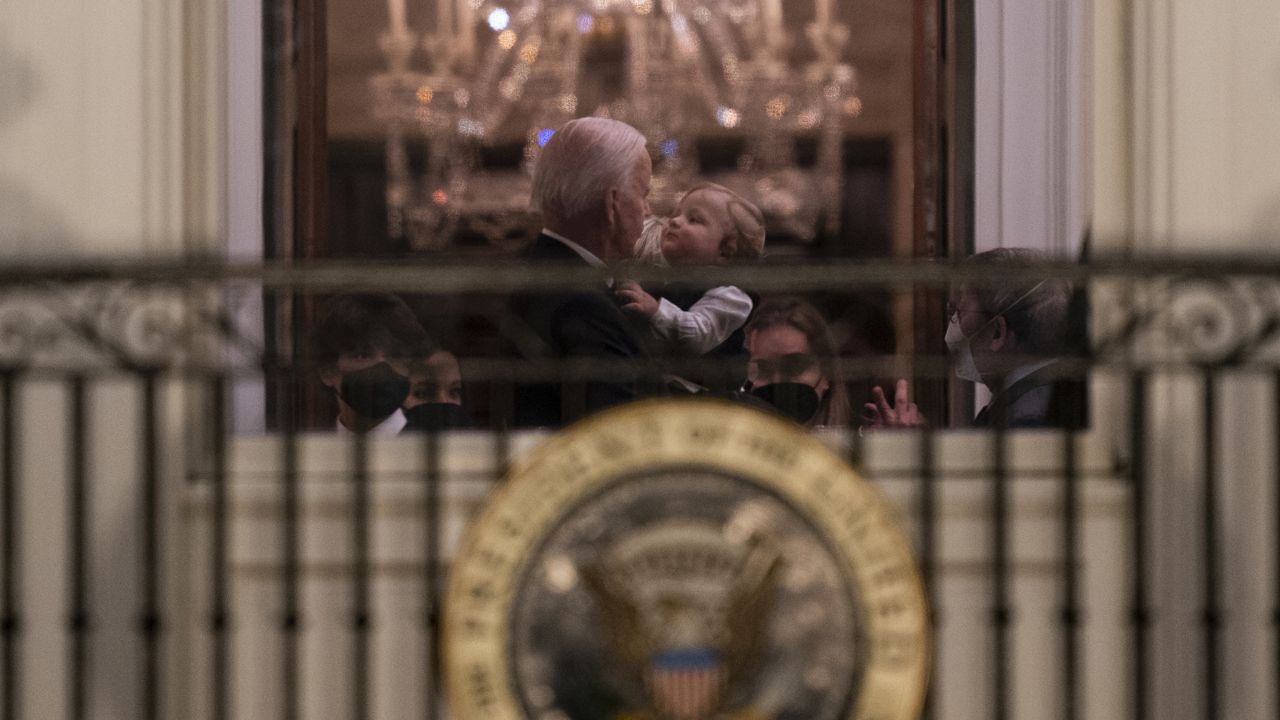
[{"left": 444, "top": 399, "right": 928, "bottom": 720}]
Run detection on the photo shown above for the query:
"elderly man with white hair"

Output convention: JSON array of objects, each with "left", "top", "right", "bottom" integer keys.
[{"left": 502, "top": 117, "right": 661, "bottom": 428}]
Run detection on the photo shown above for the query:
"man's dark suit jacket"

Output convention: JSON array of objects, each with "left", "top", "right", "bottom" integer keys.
[
  {"left": 973, "top": 362, "right": 1087, "bottom": 429},
  {"left": 500, "top": 233, "right": 661, "bottom": 428}
]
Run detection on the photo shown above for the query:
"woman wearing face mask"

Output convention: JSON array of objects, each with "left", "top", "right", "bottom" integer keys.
[
  {"left": 741, "top": 296, "right": 852, "bottom": 428},
  {"left": 311, "top": 293, "right": 432, "bottom": 434},
  {"left": 403, "top": 348, "right": 473, "bottom": 431}
]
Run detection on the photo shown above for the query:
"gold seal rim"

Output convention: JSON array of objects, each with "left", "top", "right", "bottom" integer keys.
[{"left": 443, "top": 397, "right": 930, "bottom": 720}]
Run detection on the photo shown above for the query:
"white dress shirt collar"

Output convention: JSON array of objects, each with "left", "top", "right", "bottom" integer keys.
[
  {"left": 336, "top": 407, "right": 407, "bottom": 435},
  {"left": 542, "top": 228, "right": 607, "bottom": 269}
]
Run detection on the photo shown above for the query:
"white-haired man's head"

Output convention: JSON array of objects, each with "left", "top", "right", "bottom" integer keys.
[{"left": 531, "top": 117, "right": 651, "bottom": 263}]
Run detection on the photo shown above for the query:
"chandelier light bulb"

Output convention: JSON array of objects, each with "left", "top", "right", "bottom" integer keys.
[
  {"left": 487, "top": 8, "right": 510, "bottom": 31},
  {"left": 716, "top": 107, "right": 741, "bottom": 128}
]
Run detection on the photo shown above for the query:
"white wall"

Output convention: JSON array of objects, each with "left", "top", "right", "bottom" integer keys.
[
  {"left": 0, "top": 0, "right": 216, "bottom": 258},
  {"left": 1095, "top": 0, "right": 1280, "bottom": 251},
  {"left": 974, "top": 0, "right": 1091, "bottom": 257}
]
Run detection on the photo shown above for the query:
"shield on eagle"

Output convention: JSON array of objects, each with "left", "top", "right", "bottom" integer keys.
[
  {"left": 581, "top": 520, "right": 782, "bottom": 720},
  {"left": 646, "top": 648, "right": 728, "bottom": 719}
]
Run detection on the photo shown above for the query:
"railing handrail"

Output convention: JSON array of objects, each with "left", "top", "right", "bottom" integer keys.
[{"left": 3, "top": 250, "right": 1280, "bottom": 292}]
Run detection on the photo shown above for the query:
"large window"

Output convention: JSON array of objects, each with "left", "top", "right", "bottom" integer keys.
[{"left": 261, "top": 0, "right": 972, "bottom": 430}]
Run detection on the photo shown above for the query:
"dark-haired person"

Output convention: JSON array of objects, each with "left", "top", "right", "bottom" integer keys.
[
  {"left": 741, "top": 296, "right": 852, "bottom": 428},
  {"left": 864, "top": 247, "right": 1082, "bottom": 429},
  {"left": 311, "top": 293, "right": 432, "bottom": 434},
  {"left": 403, "top": 348, "right": 473, "bottom": 431}
]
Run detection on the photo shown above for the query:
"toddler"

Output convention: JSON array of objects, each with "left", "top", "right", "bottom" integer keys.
[{"left": 615, "top": 182, "right": 765, "bottom": 358}]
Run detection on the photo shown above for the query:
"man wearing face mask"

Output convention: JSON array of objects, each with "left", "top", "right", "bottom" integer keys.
[
  {"left": 863, "top": 248, "right": 1080, "bottom": 429},
  {"left": 311, "top": 293, "right": 433, "bottom": 434}
]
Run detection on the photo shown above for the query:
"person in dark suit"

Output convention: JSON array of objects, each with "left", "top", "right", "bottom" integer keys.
[
  {"left": 500, "top": 117, "right": 660, "bottom": 428},
  {"left": 863, "top": 247, "right": 1085, "bottom": 429}
]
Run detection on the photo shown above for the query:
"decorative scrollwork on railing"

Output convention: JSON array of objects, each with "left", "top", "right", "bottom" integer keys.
[
  {"left": 4, "top": 260, "right": 1280, "bottom": 372},
  {"left": 0, "top": 288, "right": 69, "bottom": 364},
  {"left": 1093, "top": 275, "right": 1280, "bottom": 367},
  {"left": 1165, "top": 277, "right": 1254, "bottom": 363},
  {"left": 0, "top": 281, "right": 269, "bottom": 371},
  {"left": 96, "top": 283, "right": 192, "bottom": 365}
]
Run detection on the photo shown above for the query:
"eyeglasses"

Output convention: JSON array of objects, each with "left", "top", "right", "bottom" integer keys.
[{"left": 945, "top": 300, "right": 989, "bottom": 319}]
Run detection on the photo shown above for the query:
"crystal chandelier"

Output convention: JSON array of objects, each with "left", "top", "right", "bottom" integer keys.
[{"left": 371, "top": 0, "right": 859, "bottom": 249}]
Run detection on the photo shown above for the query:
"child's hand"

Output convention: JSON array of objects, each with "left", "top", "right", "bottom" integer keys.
[{"left": 616, "top": 280, "right": 659, "bottom": 318}]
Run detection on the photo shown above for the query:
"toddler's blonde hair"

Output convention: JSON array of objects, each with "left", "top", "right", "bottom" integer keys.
[{"left": 680, "top": 182, "right": 766, "bottom": 262}]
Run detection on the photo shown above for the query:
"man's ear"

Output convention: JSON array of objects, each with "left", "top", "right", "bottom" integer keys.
[
  {"left": 605, "top": 187, "right": 620, "bottom": 228},
  {"left": 987, "top": 315, "right": 1010, "bottom": 352}
]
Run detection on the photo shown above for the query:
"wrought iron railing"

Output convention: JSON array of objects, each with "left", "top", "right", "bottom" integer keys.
[{"left": 0, "top": 254, "right": 1276, "bottom": 719}]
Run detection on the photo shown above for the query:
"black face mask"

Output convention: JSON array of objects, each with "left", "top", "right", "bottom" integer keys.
[
  {"left": 338, "top": 363, "right": 410, "bottom": 421},
  {"left": 750, "top": 382, "right": 821, "bottom": 424},
  {"left": 403, "top": 402, "right": 472, "bottom": 432}
]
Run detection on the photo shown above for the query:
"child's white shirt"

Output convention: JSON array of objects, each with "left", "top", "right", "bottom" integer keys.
[
  {"left": 634, "top": 214, "right": 753, "bottom": 354},
  {"left": 650, "top": 286, "right": 754, "bottom": 354}
]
